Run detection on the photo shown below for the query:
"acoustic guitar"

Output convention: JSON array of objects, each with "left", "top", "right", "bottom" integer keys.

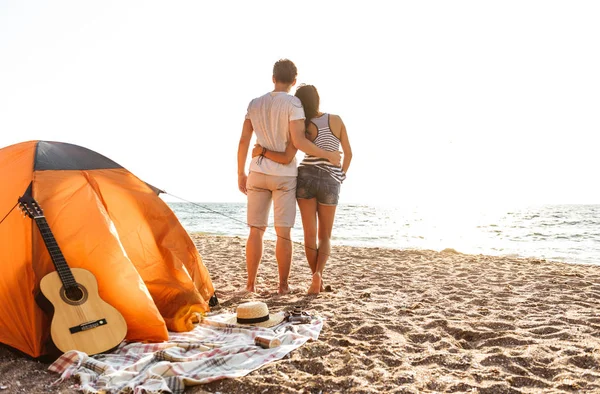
[{"left": 18, "top": 194, "right": 127, "bottom": 355}]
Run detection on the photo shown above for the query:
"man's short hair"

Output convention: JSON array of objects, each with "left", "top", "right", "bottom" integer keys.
[{"left": 273, "top": 59, "right": 297, "bottom": 84}]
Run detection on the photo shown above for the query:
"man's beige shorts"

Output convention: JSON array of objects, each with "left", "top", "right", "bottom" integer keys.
[{"left": 247, "top": 172, "right": 297, "bottom": 228}]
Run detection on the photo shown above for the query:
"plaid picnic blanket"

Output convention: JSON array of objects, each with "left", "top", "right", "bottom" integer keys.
[{"left": 49, "top": 313, "right": 323, "bottom": 394}]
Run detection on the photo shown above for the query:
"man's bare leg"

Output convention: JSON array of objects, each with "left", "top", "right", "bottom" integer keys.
[
  {"left": 246, "top": 226, "right": 265, "bottom": 293},
  {"left": 274, "top": 226, "right": 292, "bottom": 295}
]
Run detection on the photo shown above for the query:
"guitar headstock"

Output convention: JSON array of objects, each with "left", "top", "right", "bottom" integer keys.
[{"left": 18, "top": 194, "right": 44, "bottom": 219}]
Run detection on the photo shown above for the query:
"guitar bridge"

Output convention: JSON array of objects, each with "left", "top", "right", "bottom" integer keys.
[{"left": 69, "top": 318, "right": 108, "bottom": 334}]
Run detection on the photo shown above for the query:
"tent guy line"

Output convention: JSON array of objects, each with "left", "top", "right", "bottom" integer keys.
[
  {"left": 0, "top": 202, "right": 17, "bottom": 226},
  {"left": 166, "top": 192, "right": 332, "bottom": 258}
]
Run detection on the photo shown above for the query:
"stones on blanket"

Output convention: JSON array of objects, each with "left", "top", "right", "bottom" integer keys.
[
  {"left": 287, "top": 306, "right": 312, "bottom": 324},
  {"left": 288, "top": 315, "right": 311, "bottom": 324}
]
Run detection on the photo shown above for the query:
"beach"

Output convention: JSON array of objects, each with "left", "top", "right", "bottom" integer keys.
[{"left": 1, "top": 233, "right": 600, "bottom": 393}]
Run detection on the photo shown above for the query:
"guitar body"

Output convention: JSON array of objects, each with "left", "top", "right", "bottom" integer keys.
[
  {"left": 19, "top": 192, "right": 128, "bottom": 355},
  {"left": 40, "top": 268, "right": 127, "bottom": 355}
]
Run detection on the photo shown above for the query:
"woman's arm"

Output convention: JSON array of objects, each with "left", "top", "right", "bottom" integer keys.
[
  {"left": 337, "top": 116, "right": 353, "bottom": 174},
  {"left": 251, "top": 140, "right": 298, "bottom": 164},
  {"left": 290, "top": 119, "right": 341, "bottom": 166}
]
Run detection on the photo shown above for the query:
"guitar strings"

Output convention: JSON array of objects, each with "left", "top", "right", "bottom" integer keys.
[{"left": 37, "top": 216, "right": 88, "bottom": 323}]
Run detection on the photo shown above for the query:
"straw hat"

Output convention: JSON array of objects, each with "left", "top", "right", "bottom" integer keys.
[{"left": 225, "top": 301, "right": 285, "bottom": 328}]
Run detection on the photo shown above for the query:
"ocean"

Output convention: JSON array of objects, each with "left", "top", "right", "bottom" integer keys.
[{"left": 167, "top": 202, "right": 600, "bottom": 266}]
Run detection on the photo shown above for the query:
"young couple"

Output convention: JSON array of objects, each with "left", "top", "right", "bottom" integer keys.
[{"left": 237, "top": 59, "right": 353, "bottom": 295}]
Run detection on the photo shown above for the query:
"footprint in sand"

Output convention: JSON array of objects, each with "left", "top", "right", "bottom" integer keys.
[{"left": 407, "top": 332, "right": 441, "bottom": 344}]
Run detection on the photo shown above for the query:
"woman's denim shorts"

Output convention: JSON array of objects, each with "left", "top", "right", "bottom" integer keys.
[{"left": 296, "top": 166, "right": 341, "bottom": 205}]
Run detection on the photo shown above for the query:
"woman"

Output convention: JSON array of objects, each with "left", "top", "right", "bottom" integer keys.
[{"left": 251, "top": 84, "right": 353, "bottom": 294}]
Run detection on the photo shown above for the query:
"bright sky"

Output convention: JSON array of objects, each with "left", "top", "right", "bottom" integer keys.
[{"left": 1, "top": 1, "right": 599, "bottom": 207}]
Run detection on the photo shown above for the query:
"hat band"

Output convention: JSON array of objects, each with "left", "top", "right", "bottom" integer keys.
[{"left": 237, "top": 314, "right": 269, "bottom": 324}]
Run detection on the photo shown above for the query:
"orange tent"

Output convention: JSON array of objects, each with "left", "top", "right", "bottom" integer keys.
[{"left": 0, "top": 141, "right": 216, "bottom": 357}]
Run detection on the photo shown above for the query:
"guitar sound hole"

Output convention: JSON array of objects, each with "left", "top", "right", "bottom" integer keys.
[
  {"left": 60, "top": 285, "right": 89, "bottom": 306},
  {"left": 66, "top": 286, "right": 84, "bottom": 301}
]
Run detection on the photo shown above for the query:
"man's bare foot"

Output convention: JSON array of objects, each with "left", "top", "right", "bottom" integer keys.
[
  {"left": 307, "top": 273, "right": 322, "bottom": 295},
  {"left": 234, "top": 286, "right": 256, "bottom": 297}
]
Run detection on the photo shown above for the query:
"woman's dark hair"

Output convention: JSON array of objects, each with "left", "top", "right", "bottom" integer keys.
[
  {"left": 295, "top": 84, "right": 320, "bottom": 128},
  {"left": 273, "top": 59, "right": 297, "bottom": 84}
]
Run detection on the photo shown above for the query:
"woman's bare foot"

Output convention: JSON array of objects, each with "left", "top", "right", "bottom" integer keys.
[
  {"left": 278, "top": 284, "right": 290, "bottom": 295},
  {"left": 307, "top": 273, "right": 323, "bottom": 295}
]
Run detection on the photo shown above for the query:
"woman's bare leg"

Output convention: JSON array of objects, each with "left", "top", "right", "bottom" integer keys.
[
  {"left": 297, "top": 197, "right": 318, "bottom": 275},
  {"left": 308, "top": 203, "right": 337, "bottom": 294}
]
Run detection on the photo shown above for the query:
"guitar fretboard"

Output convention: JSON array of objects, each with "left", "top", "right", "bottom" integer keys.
[{"left": 34, "top": 217, "right": 77, "bottom": 289}]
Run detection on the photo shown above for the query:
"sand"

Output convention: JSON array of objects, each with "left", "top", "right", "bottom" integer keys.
[{"left": 1, "top": 233, "right": 600, "bottom": 393}]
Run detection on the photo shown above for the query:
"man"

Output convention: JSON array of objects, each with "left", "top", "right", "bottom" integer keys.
[{"left": 237, "top": 59, "right": 340, "bottom": 295}]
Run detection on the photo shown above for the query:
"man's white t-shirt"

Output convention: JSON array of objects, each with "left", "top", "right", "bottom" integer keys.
[{"left": 245, "top": 91, "right": 305, "bottom": 177}]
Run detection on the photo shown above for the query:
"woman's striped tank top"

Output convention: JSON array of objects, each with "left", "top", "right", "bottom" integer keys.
[{"left": 299, "top": 113, "right": 346, "bottom": 183}]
